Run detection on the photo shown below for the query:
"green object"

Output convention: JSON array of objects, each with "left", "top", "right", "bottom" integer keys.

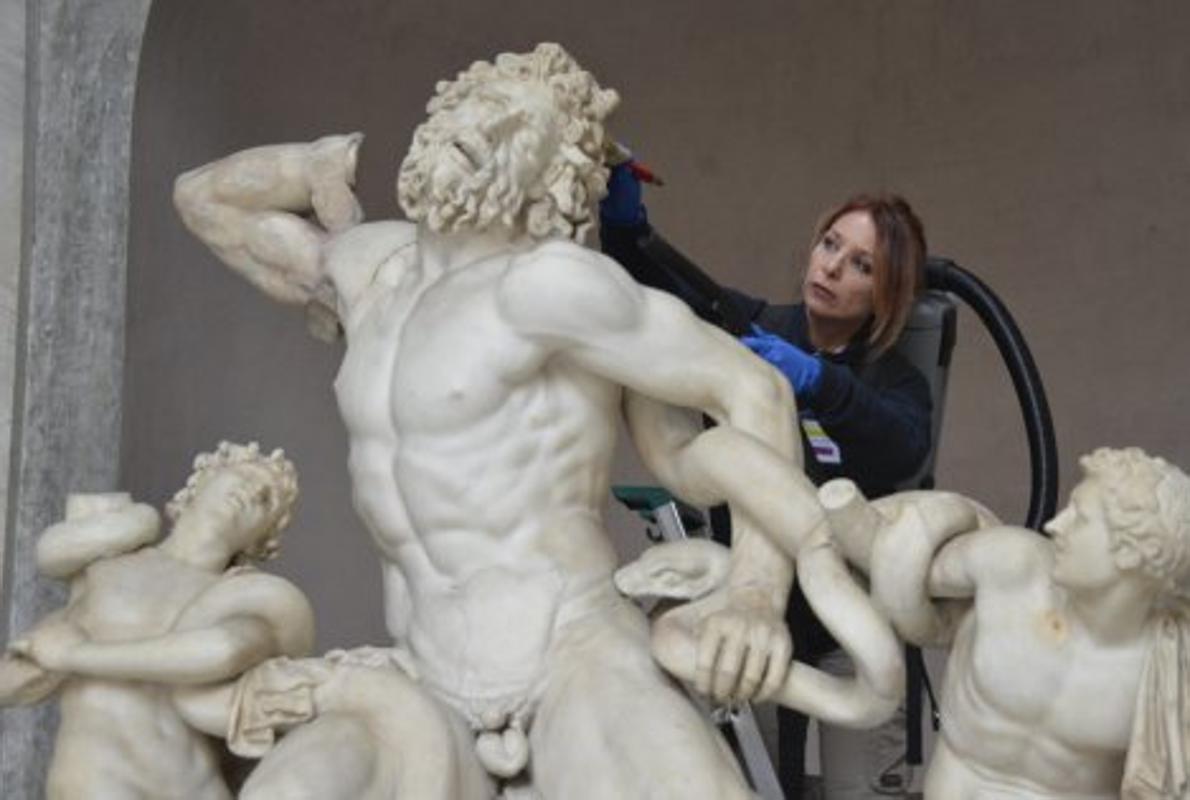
[
  {"left": 611, "top": 485, "right": 674, "bottom": 513},
  {"left": 612, "top": 485, "right": 707, "bottom": 534}
]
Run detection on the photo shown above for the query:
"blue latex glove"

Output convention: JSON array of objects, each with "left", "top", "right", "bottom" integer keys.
[
  {"left": 600, "top": 160, "right": 648, "bottom": 227},
  {"left": 741, "top": 324, "right": 823, "bottom": 398}
]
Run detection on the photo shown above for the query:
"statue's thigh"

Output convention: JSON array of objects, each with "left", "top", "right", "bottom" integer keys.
[
  {"left": 239, "top": 672, "right": 493, "bottom": 800},
  {"left": 239, "top": 712, "right": 382, "bottom": 800},
  {"left": 530, "top": 607, "right": 751, "bottom": 800}
]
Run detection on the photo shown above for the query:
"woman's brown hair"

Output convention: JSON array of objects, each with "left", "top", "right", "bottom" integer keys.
[{"left": 810, "top": 193, "right": 926, "bottom": 356}]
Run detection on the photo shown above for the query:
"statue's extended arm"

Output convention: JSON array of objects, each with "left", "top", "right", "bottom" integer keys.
[
  {"left": 17, "top": 573, "right": 315, "bottom": 686},
  {"left": 499, "top": 244, "right": 818, "bottom": 704},
  {"left": 817, "top": 478, "right": 1032, "bottom": 646},
  {"left": 18, "top": 616, "right": 284, "bottom": 685},
  {"left": 616, "top": 503, "right": 906, "bottom": 728},
  {"left": 36, "top": 501, "right": 160, "bottom": 579},
  {"left": 173, "top": 134, "right": 363, "bottom": 307},
  {"left": 924, "top": 524, "right": 1049, "bottom": 598},
  {"left": 820, "top": 479, "right": 995, "bottom": 573}
]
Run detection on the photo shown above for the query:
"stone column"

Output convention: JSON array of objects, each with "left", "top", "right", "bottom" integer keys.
[
  {"left": 0, "top": 0, "right": 27, "bottom": 585},
  {"left": 0, "top": 1, "right": 150, "bottom": 795}
]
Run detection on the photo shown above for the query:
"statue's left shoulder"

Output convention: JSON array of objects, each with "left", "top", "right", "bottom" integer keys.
[
  {"left": 520, "top": 238, "right": 616, "bottom": 272},
  {"left": 500, "top": 239, "right": 642, "bottom": 336}
]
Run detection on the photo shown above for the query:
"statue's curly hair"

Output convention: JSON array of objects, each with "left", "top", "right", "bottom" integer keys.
[
  {"left": 166, "top": 441, "right": 298, "bottom": 561},
  {"left": 1080, "top": 447, "right": 1190, "bottom": 597},
  {"left": 398, "top": 42, "right": 619, "bottom": 242}
]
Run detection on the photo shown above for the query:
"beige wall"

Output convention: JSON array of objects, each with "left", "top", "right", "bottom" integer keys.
[{"left": 126, "top": 0, "right": 1190, "bottom": 653}]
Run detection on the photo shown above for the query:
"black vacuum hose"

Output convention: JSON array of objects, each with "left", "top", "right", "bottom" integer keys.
[{"left": 925, "top": 257, "right": 1059, "bottom": 530}]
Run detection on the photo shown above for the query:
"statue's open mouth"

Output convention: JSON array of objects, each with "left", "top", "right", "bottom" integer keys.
[{"left": 451, "top": 138, "right": 483, "bottom": 169}]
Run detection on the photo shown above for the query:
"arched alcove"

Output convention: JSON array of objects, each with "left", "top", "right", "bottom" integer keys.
[{"left": 8, "top": 0, "right": 1190, "bottom": 793}]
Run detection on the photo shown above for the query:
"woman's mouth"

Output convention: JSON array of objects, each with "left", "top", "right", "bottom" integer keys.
[{"left": 808, "top": 282, "right": 836, "bottom": 303}]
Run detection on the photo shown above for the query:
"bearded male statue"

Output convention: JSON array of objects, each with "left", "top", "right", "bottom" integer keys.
[{"left": 173, "top": 43, "right": 864, "bottom": 798}]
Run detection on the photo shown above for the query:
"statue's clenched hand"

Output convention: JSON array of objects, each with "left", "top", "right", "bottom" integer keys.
[
  {"left": 693, "top": 585, "right": 792, "bottom": 705},
  {"left": 11, "top": 617, "right": 86, "bottom": 672},
  {"left": 307, "top": 133, "right": 364, "bottom": 233},
  {"left": 0, "top": 651, "right": 64, "bottom": 706}
]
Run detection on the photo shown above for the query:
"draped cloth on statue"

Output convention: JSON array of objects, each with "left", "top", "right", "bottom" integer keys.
[
  {"left": 227, "top": 646, "right": 422, "bottom": 758},
  {"left": 227, "top": 657, "right": 321, "bottom": 758},
  {"left": 1123, "top": 605, "right": 1190, "bottom": 800}
]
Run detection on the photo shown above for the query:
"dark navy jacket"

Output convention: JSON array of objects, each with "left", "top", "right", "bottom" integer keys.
[{"left": 726, "top": 289, "right": 931, "bottom": 501}]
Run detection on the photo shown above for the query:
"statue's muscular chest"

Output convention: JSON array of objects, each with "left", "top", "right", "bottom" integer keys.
[
  {"left": 337, "top": 259, "right": 545, "bottom": 437},
  {"left": 71, "top": 551, "right": 215, "bottom": 640},
  {"left": 969, "top": 606, "right": 1141, "bottom": 750}
]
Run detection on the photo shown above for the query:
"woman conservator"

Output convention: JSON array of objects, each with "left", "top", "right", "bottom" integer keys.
[{"left": 601, "top": 165, "right": 932, "bottom": 800}]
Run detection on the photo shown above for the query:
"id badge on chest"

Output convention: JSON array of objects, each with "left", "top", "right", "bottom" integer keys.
[{"left": 800, "top": 415, "right": 841, "bottom": 465}]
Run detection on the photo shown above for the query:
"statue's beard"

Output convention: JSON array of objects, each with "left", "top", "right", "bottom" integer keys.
[{"left": 397, "top": 122, "right": 533, "bottom": 235}]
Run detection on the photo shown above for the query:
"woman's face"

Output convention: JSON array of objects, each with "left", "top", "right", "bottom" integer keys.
[{"left": 802, "top": 210, "right": 879, "bottom": 329}]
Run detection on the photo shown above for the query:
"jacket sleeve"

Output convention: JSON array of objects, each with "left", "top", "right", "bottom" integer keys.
[
  {"left": 600, "top": 221, "right": 689, "bottom": 297},
  {"left": 603, "top": 221, "right": 932, "bottom": 488},
  {"left": 600, "top": 222, "right": 757, "bottom": 333},
  {"left": 808, "top": 356, "right": 933, "bottom": 490}
]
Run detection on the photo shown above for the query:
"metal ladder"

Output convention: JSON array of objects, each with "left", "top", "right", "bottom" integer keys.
[{"left": 614, "top": 486, "right": 785, "bottom": 800}]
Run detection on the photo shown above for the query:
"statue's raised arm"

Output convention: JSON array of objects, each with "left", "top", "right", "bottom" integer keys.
[{"left": 174, "top": 133, "right": 365, "bottom": 309}]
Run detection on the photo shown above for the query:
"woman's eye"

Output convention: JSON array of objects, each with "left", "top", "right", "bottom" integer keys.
[
  {"left": 852, "top": 256, "right": 872, "bottom": 275},
  {"left": 821, "top": 235, "right": 838, "bottom": 252}
]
